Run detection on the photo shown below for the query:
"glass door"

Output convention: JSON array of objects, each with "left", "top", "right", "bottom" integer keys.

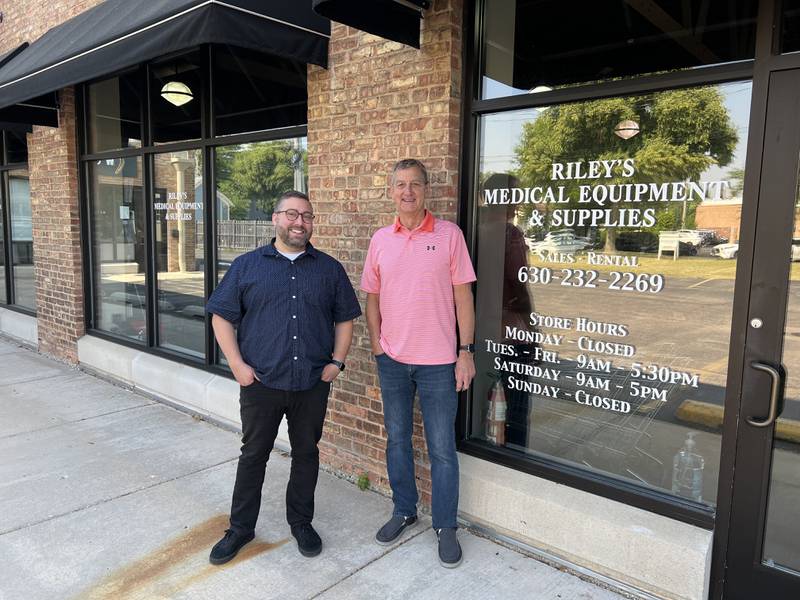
[{"left": 724, "top": 67, "right": 800, "bottom": 599}]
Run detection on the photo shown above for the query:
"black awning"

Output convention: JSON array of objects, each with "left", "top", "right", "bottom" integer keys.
[
  {"left": 0, "top": 0, "right": 330, "bottom": 119},
  {"left": 313, "top": 0, "right": 427, "bottom": 49}
]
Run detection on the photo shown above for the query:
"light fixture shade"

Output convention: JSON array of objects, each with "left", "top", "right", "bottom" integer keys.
[
  {"left": 614, "top": 119, "right": 640, "bottom": 140},
  {"left": 161, "top": 81, "right": 193, "bottom": 107}
]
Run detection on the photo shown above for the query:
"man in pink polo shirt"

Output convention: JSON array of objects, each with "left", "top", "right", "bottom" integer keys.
[{"left": 361, "top": 158, "right": 476, "bottom": 568}]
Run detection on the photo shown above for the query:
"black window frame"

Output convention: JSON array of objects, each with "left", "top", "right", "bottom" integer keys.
[
  {"left": 0, "top": 129, "right": 35, "bottom": 316},
  {"left": 78, "top": 44, "right": 308, "bottom": 376},
  {"left": 457, "top": 0, "right": 776, "bottom": 530}
]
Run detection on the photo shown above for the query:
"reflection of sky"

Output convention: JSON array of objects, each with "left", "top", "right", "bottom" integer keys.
[{"left": 481, "top": 79, "right": 753, "bottom": 185}]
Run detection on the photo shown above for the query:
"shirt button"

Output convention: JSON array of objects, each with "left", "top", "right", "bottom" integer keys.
[
  {"left": 293, "top": 336, "right": 297, "bottom": 340},
  {"left": 294, "top": 356, "right": 298, "bottom": 360},
  {"left": 292, "top": 315, "right": 296, "bottom": 319},
  {"left": 292, "top": 295, "right": 296, "bottom": 299},
  {"left": 292, "top": 276, "right": 295, "bottom": 280}
]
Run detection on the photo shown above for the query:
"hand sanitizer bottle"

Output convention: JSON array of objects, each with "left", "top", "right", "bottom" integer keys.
[{"left": 672, "top": 432, "right": 705, "bottom": 502}]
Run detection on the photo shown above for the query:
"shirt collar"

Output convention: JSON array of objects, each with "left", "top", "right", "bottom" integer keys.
[
  {"left": 393, "top": 210, "right": 435, "bottom": 234},
  {"left": 261, "top": 239, "right": 318, "bottom": 258}
]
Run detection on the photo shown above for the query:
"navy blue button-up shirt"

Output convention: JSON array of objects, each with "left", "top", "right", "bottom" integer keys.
[{"left": 206, "top": 241, "right": 362, "bottom": 391}]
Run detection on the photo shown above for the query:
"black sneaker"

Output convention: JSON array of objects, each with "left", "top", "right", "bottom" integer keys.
[
  {"left": 436, "top": 528, "right": 462, "bottom": 568},
  {"left": 375, "top": 515, "right": 418, "bottom": 546},
  {"left": 209, "top": 529, "right": 255, "bottom": 565},
  {"left": 291, "top": 523, "right": 322, "bottom": 557}
]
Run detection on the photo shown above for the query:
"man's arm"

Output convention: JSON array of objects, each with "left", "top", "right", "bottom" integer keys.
[
  {"left": 322, "top": 320, "right": 355, "bottom": 382},
  {"left": 365, "top": 292, "right": 384, "bottom": 356},
  {"left": 211, "top": 313, "right": 257, "bottom": 386},
  {"left": 454, "top": 283, "right": 476, "bottom": 391}
]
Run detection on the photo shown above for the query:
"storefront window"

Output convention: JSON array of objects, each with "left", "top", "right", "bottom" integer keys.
[
  {"left": 5, "top": 130, "right": 28, "bottom": 164},
  {"left": 89, "top": 158, "right": 145, "bottom": 341},
  {"left": 150, "top": 52, "right": 203, "bottom": 145},
  {"left": 86, "top": 71, "right": 142, "bottom": 154},
  {"left": 83, "top": 45, "right": 308, "bottom": 363},
  {"left": 0, "top": 176, "right": 5, "bottom": 304},
  {"left": 213, "top": 137, "right": 306, "bottom": 364},
  {"left": 473, "top": 81, "right": 752, "bottom": 506},
  {"left": 8, "top": 169, "right": 35, "bottom": 311},
  {"left": 782, "top": 0, "right": 800, "bottom": 53},
  {"left": 481, "top": 0, "right": 757, "bottom": 99},
  {"left": 153, "top": 150, "right": 205, "bottom": 357},
  {"left": 214, "top": 45, "right": 307, "bottom": 137}
]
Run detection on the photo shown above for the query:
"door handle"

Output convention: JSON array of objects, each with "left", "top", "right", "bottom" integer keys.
[{"left": 747, "top": 362, "right": 786, "bottom": 428}]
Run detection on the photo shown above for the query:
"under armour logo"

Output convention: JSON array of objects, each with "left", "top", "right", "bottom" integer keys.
[{"left": 427, "top": 245, "right": 436, "bottom": 251}]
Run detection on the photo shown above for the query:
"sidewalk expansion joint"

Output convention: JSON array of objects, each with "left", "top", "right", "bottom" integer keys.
[
  {"left": 0, "top": 456, "right": 239, "bottom": 537},
  {"left": 0, "top": 370, "right": 80, "bottom": 390},
  {"left": 308, "top": 524, "right": 432, "bottom": 599},
  {"left": 0, "top": 402, "right": 155, "bottom": 440}
]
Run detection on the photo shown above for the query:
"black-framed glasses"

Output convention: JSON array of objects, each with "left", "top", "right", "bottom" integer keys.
[{"left": 275, "top": 209, "right": 315, "bottom": 223}]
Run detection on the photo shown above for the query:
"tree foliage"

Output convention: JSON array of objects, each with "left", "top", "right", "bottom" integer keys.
[
  {"left": 216, "top": 141, "right": 306, "bottom": 219},
  {"left": 512, "top": 87, "right": 738, "bottom": 248}
]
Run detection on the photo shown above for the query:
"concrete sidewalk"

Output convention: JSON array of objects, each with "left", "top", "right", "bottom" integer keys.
[{"left": 0, "top": 338, "right": 630, "bottom": 600}]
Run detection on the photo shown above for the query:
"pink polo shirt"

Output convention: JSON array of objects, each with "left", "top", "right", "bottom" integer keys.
[{"left": 361, "top": 211, "right": 477, "bottom": 364}]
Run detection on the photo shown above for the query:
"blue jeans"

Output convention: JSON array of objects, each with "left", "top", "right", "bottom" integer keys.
[{"left": 375, "top": 353, "right": 459, "bottom": 529}]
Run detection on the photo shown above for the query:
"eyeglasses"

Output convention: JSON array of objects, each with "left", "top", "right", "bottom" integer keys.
[
  {"left": 393, "top": 181, "right": 425, "bottom": 191},
  {"left": 275, "top": 209, "right": 315, "bottom": 223}
]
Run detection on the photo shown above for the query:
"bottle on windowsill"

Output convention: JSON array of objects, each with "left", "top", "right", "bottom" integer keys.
[
  {"left": 671, "top": 432, "right": 705, "bottom": 502},
  {"left": 485, "top": 377, "right": 507, "bottom": 446}
]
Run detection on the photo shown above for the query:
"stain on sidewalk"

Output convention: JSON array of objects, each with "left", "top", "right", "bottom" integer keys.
[{"left": 78, "top": 514, "right": 289, "bottom": 599}]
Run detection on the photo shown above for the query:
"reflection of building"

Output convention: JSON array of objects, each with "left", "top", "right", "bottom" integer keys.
[
  {"left": 696, "top": 200, "right": 744, "bottom": 243},
  {"left": 2, "top": 2, "right": 800, "bottom": 598}
]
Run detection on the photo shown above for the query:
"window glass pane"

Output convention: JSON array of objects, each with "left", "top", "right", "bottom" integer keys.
[
  {"left": 213, "top": 137, "right": 306, "bottom": 364},
  {"left": 5, "top": 130, "right": 28, "bottom": 164},
  {"left": 0, "top": 175, "right": 6, "bottom": 304},
  {"left": 473, "top": 81, "right": 752, "bottom": 506},
  {"left": 214, "top": 45, "right": 307, "bottom": 137},
  {"left": 89, "top": 157, "right": 145, "bottom": 341},
  {"left": 150, "top": 52, "right": 203, "bottom": 145},
  {"left": 782, "top": 0, "right": 800, "bottom": 54},
  {"left": 9, "top": 168, "right": 35, "bottom": 310},
  {"left": 86, "top": 71, "right": 142, "bottom": 154},
  {"left": 481, "top": 0, "right": 757, "bottom": 99},
  {"left": 153, "top": 149, "right": 205, "bottom": 357}
]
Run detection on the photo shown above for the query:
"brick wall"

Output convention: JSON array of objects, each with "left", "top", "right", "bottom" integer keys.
[
  {"left": 1, "top": 0, "right": 103, "bottom": 362},
  {"left": 307, "top": 0, "right": 464, "bottom": 506}
]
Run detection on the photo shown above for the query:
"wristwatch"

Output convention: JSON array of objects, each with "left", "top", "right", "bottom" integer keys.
[
  {"left": 458, "top": 343, "right": 475, "bottom": 353},
  {"left": 330, "top": 359, "right": 346, "bottom": 371}
]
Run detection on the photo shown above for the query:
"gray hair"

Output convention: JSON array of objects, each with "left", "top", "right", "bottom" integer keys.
[
  {"left": 275, "top": 190, "right": 312, "bottom": 212},
  {"left": 391, "top": 159, "right": 429, "bottom": 185}
]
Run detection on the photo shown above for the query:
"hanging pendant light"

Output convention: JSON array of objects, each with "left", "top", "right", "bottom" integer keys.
[
  {"left": 161, "top": 81, "right": 193, "bottom": 107},
  {"left": 614, "top": 119, "right": 640, "bottom": 140}
]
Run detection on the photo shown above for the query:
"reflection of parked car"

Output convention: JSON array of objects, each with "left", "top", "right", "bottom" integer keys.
[
  {"left": 697, "top": 229, "right": 726, "bottom": 246},
  {"left": 615, "top": 231, "right": 657, "bottom": 253},
  {"left": 674, "top": 229, "right": 704, "bottom": 246},
  {"left": 712, "top": 242, "right": 738, "bottom": 259},
  {"left": 527, "top": 231, "right": 591, "bottom": 256}
]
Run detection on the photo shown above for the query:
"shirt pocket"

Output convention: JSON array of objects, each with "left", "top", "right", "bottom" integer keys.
[{"left": 304, "top": 276, "right": 335, "bottom": 311}]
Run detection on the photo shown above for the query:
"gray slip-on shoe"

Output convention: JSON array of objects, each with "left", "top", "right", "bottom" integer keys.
[
  {"left": 375, "top": 514, "right": 418, "bottom": 546},
  {"left": 436, "top": 527, "right": 463, "bottom": 568}
]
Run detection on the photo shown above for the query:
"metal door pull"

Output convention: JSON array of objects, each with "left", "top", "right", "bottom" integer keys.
[{"left": 747, "top": 362, "right": 786, "bottom": 428}]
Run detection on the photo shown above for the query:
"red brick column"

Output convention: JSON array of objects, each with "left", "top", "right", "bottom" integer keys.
[
  {"left": 307, "top": 0, "right": 464, "bottom": 507},
  {"left": 27, "top": 88, "right": 85, "bottom": 362}
]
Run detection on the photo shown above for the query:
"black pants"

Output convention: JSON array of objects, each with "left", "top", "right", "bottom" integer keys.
[{"left": 229, "top": 378, "right": 330, "bottom": 534}]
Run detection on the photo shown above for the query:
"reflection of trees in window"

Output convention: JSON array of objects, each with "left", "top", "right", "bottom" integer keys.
[
  {"left": 513, "top": 87, "right": 738, "bottom": 251},
  {"left": 216, "top": 140, "right": 307, "bottom": 218}
]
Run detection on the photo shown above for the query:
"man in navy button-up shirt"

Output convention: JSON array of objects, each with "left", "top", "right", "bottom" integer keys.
[{"left": 206, "top": 191, "right": 361, "bottom": 564}]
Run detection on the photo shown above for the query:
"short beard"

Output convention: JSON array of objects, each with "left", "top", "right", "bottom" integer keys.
[{"left": 277, "top": 225, "right": 309, "bottom": 250}]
